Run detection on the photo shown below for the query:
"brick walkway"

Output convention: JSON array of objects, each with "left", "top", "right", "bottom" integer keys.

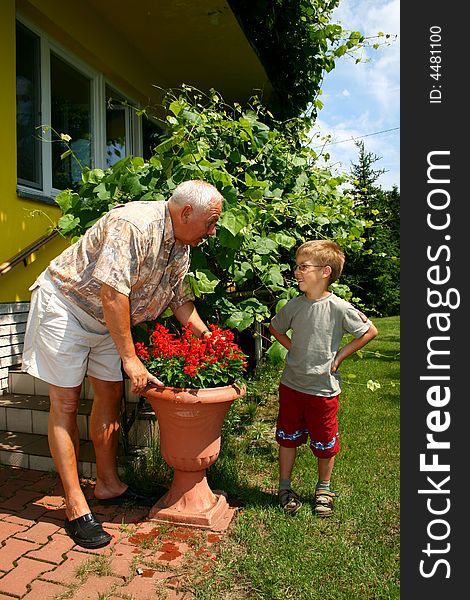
[{"left": 0, "top": 465, "right": 226, "bottom": 599}]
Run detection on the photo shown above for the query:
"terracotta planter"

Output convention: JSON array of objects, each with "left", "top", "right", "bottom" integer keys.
[{"left": 142, "top": 383, "right": 246, "bottom": 531}]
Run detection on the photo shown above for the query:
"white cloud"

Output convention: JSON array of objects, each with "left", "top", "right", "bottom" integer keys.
[{"left": 311, "top": 0, "right": 400, "bottom": 189}]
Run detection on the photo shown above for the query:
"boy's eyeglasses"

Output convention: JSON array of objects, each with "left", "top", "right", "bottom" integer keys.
[{"left": 293, "top": 264, "right": 325, "bottom": 273}]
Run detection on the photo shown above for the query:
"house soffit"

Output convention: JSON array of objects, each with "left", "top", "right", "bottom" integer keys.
[{"left": 82, "top": 0, "right": 272, "bottom": 105}]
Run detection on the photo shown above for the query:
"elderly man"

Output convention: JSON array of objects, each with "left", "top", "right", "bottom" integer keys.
[{"left": 22, "top": 179, "right": 223, "bottom": 548}]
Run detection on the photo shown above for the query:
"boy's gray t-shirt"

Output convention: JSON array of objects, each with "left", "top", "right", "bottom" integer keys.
[{"left": 271, "top": 293, "right": 372, "bottom": 396}]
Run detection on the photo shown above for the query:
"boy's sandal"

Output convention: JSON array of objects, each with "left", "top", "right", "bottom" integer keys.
[
  {"left": 314, "top": 490, "right": 337, "bottom": 518},
  {"left": 278, "top": 488, "right": 302, "bottom": 515}
]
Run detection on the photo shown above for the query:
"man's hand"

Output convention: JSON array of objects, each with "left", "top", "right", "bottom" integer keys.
[
  {"left": 123, "top": 355, "right": 164, "bottom": 394},
  {"left": 100, "top": 285, "right": 165, "bottom": 392}
]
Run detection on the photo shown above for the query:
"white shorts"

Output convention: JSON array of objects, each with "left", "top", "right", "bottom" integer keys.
[{"left": 22, "top": 274, "right": 122, "bottom": 387}]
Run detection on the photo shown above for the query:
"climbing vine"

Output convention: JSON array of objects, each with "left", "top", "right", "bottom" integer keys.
[
  {"left": 54, "top": 86, "right": 368, "bottom": 338},
  {"left": 228, "top": 0, "right": 394, "bottom": 119}
]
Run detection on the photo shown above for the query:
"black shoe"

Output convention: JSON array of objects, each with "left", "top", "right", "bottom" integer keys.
[
  {"left": 96, "top": 485, "right": 157, "bottom": 507},
  {"left": 64, "top": 512, "right": 112, "bottom": 549}
]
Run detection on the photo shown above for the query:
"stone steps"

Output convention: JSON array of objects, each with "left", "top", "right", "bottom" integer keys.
[{"left": 0, "top": 369, "right": 156, "bottom": 473}]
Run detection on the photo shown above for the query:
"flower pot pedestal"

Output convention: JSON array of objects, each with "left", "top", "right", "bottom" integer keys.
[{"left": 142, "top": 383, "right": 245, "bottom": 531}]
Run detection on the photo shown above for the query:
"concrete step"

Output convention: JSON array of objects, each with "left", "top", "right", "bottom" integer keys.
[
  {"left": 0, "top": 392, "right": 92, "bottom": 439},
  {"left": 7, "top": 367, "right": 141, "bottom": 402},
  {"left": 0, "top": 429, "right": 96, "bottom": 476},
  {"left": 0, "top": 389, "right": 157, "bottom": 473}
]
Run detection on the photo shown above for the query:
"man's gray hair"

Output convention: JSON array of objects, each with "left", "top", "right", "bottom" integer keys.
[{"left": 169, "top": 180, "right": 223, "bottom": 214}]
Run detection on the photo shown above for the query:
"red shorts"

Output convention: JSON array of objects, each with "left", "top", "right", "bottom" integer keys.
[{"left": 276, "top": 383, "right": 340, "bottom": 458}]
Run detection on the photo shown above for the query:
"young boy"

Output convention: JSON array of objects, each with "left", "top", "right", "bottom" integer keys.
[{"left": 269, "top": 240, "right": 378, "bottom": 517}]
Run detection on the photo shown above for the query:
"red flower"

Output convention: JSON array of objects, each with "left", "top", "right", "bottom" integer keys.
[{"left": 133, "top": 322, "right": 247, "bottom": 388}]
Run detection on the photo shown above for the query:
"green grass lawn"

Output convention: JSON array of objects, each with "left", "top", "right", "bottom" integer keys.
[{"left": 127, "top": 315, "right": 400, "bottom": 599}]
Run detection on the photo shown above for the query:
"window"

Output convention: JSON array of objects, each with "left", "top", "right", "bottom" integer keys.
[
  {"left": 105, "top": 88, "right": 165, "bottom": 165},
  {"left": 15, "top": 19, "right": 159, "bottom": 201},
  {"left": 142, "top": 115, "right": 164, "bottom": 161},
  {"left": 51, "top": 53, "right": 92, "bottom": 189},
  {"left": 106, "top": 87, "right": 129, "bottom": 167},
  {"left": 16, "top": 22, "right": 42, "bottom": 189}
]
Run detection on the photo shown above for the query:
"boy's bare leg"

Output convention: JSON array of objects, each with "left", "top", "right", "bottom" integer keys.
[
  {"left": 278, "top": 446, "right": 302, "bottom": 513},
  {"left": 315, "top": 456, "right": 336, "bottom": 516},
  {"left": 318, "top": 456, "right": 335, "bottom": 483},
  {"left": 279, "top": 446, "right": 297, "bottom": 480}
]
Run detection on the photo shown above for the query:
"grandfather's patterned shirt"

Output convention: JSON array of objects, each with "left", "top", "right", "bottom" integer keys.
[{"left": 41, "top": 201, "right": 193, "bottom": 325}]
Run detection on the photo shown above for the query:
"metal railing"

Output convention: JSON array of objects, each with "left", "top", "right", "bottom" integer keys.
[{"left": 0, "top": 230, "right": 58, "bottom": 277}]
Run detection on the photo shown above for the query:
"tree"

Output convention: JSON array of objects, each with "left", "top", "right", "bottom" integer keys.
[
  {"left": 342, "top": 141, "right": 400, "bottom": 316},
  {"left": 228, "top": 0, "right": 365, "bottom": 120}
]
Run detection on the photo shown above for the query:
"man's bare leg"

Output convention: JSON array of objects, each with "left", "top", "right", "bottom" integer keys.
[
  {"left": 88, "top": 377, "right": 127, "bottom": 500},
  {"left": 48, "top": 384, "right": 89, "bottom": 520}
]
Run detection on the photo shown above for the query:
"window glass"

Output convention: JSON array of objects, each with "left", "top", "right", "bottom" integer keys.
[
  {"left": 16, "top": 22, "right": 42, "bottom": 189},
  {"left": 142, "top": 116, "right": 164, "bottom": 161},
  {"left": 106, "top": 88, "right": 127, "bottom": 167},
  {"left": 51, "top": 53, "right": 91, "bottom": 189}
]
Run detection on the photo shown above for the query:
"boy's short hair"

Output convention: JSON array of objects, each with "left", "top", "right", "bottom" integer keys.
[{"left": 296, "top": 240, "right": 345, "bottom": 283}]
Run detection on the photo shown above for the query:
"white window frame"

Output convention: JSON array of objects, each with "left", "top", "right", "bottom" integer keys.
[{"left": 16, "top": 15, "right": 142, "bottom": 202}]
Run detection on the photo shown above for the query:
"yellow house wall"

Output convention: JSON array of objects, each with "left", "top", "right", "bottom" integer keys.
[
  {"left": 2, "top": 0, "right": 269, "bottom": 303},
  {"left": 0, "top": 0, "right": 69, "bottom": 303},
  {"left": 0, "top": 0, "right": 167, "bottom": 303}
]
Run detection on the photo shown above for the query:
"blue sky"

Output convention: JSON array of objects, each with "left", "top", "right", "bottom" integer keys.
[{"left": 311, "top": 0, "right": 400, "bottom": 190}]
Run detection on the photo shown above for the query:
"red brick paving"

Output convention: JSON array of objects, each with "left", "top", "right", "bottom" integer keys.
[
  {"left": 15, "top": 520, "right": 60, "bottom": 544},
  {"left": 0, "top": 556, "right": 54, "bottom": 596},
  {"left": 22, "top": 579, "right": 69, "bottom": 599},
  {"left": 0, "top": 464, "right": 231, "bottom": 599}
]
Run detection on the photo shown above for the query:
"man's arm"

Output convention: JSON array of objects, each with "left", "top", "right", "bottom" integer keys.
[
  {"left": 100, "top": 284, "right": 163, "bottom": 392},
  {"left": 171, "top": 301, "right": 211, "bottom": 339},
  {"left": 331, "top": 323, "right": 378, "bottom": 373}
]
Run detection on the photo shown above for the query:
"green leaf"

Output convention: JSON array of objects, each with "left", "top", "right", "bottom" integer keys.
[
  {"left": 261, "top": 265, "right": 284, "bottom": 289},
  {"left": 169, "top": 100, "right": 183, "bottom": 116},
  {"left": 225, "top": 311, "right": 254, "bottom": 332},
  {"left": 275, "top": 298, "right": 288, "bottom": 312},
  {"left": 367, "top": 380, "right": 381, "bottom": 392},
  {"left": 187, "top": 269, "right": 220, "bottom": 296},
  {"left": 221, "top": 186, "right": 238, "bottom": 204},
  {"left": 60, "top": 148, "right": 73, "bottom": 160},
  {"left": 252, "top": 237, "right": 278, "bottom": 255},
  {"left": 291, "top": 156, "right": 307, "bottom": 167},
  {"left": 219, "top": 208, "right": 250, "bottom": 237},
  {"left": 93, "top": 182, "right": 111, "bottom": 200},
  {"left": 217, "top": 228, "right": 242, "bottom": 250},
  {"left": 266, "top": 340, "right": 288, "bottom": 364},
  {"left": 55, "top": 190, "right": 75, "bottom": 212},
  {"left": 57, "top": 214, "right": 80, "bottom": 234},
  {"left": 232, "top": 262, "right": 254, "bottom": 285},
  {"left": 82, "top": 168, "right": 105, "bottom": 184},
  {"left": 196, "top": 269, "right": 220, "bottom": 293},
  {"left": 273, "top": 232, "right": 296, "bottom": 249}
]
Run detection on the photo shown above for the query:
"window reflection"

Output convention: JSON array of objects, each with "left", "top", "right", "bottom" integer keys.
[
  {"left": 51, "top": 53, "right": 91, "bottom": 190},
  {"left": 142, "top": 116, "right": 164, "bottom": 161},
  {"left": 106, "top": 89, "right": 127, "bottom": 167},
  {"left": 16, "top": 22, "right": 42, "bottom": 189}
]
